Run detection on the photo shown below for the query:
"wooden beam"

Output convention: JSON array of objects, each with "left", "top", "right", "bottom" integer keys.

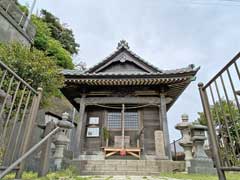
[
  {"left": 127, "top": 151, "right": 140, "bottom": 159},
  {"left": 104, "top": 147, "right": 141, "bottom": 159},
  {"left": 74, "top": 97, "right": 173, "bottom": 105},
  {"left": 73, "top": 94, "right": 86, "bottom": 158},
  {"left": 87, "top": 90, "right": 159, "bottom": 96},
  {"left": 121, "top": 104, "right": 125, "bottom": 149},
  {"left": 160, "top": 93, "right": 172, "bottom": 160},
  {"left": 105, "top": 151, "right": 118, "bottom": 158}
]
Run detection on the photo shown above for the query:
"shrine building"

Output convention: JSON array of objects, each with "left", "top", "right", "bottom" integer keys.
[{"left": 61, "top": 40, "right": 199, "bottom": 161}]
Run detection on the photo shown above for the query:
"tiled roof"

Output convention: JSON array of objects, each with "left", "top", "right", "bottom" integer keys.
[
  {"left": 86, "top": 40, "right": 162, "bottom": 73},
  {"left": 64, "top": 40, "right": 199, "bottom": 77},
  {"left": 62, "top": 66, "right": 199, "bottom": 77}
]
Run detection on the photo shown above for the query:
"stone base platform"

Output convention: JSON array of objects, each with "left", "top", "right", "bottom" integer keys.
[
  {"left": 70, "top": 160, "right": 185, "bottom": 176},
  {"left": 188, "top": 159, "right": 217, "bottom": 175}
]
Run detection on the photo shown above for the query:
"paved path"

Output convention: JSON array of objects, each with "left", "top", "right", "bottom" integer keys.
[{"left": 90, "top": 176, "right": 186, "bottom": 180}]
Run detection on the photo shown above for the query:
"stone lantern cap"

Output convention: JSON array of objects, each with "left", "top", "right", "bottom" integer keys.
[
  {"left": 57, "top": 120, "right": 74, "bottom": 129},
  {"left": 190, "top": 124, "right": 208, "bottom": 141},
  {"left": 175, "top": 114, "right": 191, "bottom": 130},
  {"left": 181, "top": 114, "right": 188, "bottom": 122},
  {"left": 190, "top": 124, "right": 208, "bottom": 131}
]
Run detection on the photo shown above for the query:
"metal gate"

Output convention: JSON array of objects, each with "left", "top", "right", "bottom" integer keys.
[
  {"left": 199, "top": 52, "right": 240, "bottom": 180},
  {"left": 0, "top": 60, "right": 42, "bottom": 178}
]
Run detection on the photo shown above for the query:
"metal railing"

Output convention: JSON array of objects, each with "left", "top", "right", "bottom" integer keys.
[
  {"left": 0, "top": 126, "right": 60, "bottom": 179},
  {"left": 198, "top": 52, "right": 240, "bottom": 180},
  {"left": 0, "top": 60, "right": 42, "bottom": 178},
  {"left": 171, "top": 138, "right": 184, "bottom": 161}
]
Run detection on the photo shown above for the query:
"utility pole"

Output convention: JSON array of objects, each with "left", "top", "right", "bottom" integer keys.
[{"left": 23, "top": 0, "right": 37, "bottom": 31}]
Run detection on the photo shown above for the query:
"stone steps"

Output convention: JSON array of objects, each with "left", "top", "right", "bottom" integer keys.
[
  {"left": 80, "top": 171, "right": 161, "bottom": 176},
  {"left": 82, "top": 165, "right": 159, "bottom": 172},
  {"left": 70, "top": 160, "right": 185, "bottom": 176}
]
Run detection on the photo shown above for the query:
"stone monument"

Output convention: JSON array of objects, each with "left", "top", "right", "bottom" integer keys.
[
  {"left": 154, "top": 130, "right": 168, "bottom": 160},
  {"left": 175, "top": 114, "right": 193, "bottom": 171},
  {"left": 188, "top": 123, "right": 216, "bottom": 174}
]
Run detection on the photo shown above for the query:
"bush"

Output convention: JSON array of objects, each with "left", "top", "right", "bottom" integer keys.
[{"left": 0, "top": 42, "right": 64, "bottom": 106}]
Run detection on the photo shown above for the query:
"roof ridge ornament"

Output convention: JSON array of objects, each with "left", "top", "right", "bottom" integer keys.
[{"left": 117, "top": 40, "right": 130, "bottom": 50}]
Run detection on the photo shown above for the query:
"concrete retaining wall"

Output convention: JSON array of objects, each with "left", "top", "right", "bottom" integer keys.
[{"left": 0, "top": 1, "right": 35, "bottom": 46}]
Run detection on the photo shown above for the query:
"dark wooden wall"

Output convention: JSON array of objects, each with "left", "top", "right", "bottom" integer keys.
[
  {"left": 143, "top": 107, "right": 160, "bottom": 155},
  {"left": 83, "top": 109, "right": 104, "bottom": 154},
  {"left": 82, "top": 106, "right": 160, "bottom": 155}
]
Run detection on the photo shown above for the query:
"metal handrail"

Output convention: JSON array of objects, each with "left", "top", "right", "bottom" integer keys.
[
  {"left": 0, "top": 127, "right": 60, "bottom": 179},
  {"left": 0, "top": 0, "right": 25, "bottom": 27},
  {"left": 198, "top": 52, "right": 240, "bottom": 180},
  {"left": 0, "top": 60, "right": 37, "bottom": 94},
  {"left": 203, "top": 52, "right": 240, "bottom": 89}
]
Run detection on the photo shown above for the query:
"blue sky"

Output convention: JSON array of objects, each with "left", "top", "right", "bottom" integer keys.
[{"left": 19, "top": 0, "right": 240, "bottom": 141}]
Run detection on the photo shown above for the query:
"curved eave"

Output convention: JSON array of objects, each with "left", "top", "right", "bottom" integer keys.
[
  {"left": 63, "top": 68, "right": 198, "bottom": 78},
  {"left": 61, "top": 68, "right": 199, "bottom": 111},
  {"left": 64, "top": 77, "right": 191, "bottom": 86}
]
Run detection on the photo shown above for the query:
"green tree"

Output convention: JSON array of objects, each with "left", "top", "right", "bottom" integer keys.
[
  {"left": 197, "top": 100, "right": 240, "bottom": 165},
  {"left": 14, "top": 2, "right": 79, "bottom": 70},
  {"left": 197, "top": 100, "right": 240, "bottom": 140},
  {"left": 31, "top": 16, "right": 74, "bottom": 69},
  {"left": 40, "top": 9, "right": 80, "bottom": 55},
  {"left": 0, "top": 42, "right": 64, "bottom": 106}
]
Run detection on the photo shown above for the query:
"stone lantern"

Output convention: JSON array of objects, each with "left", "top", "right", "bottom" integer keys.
[
  {"left": 53, "top": 112, "right": 73, "bottom": 170},
  {"left": 175, "top": 114, "right": 193, "bottom": 171},
  {"left": 188, "top": 123, "right": 216, "bottom": 174},
  {"left": 190, "top": 124, "right": 208, "bottom": 159}
]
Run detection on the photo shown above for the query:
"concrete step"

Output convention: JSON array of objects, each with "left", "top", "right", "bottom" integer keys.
[
  {"left": 80, "top": 171, "right": 161, "bottom": 176},
  {"left": 82, "top": 165, "right": 160, "bottom": 172},
  {"left": 70, "top": 160, "right": 185, "bottom": 176}
]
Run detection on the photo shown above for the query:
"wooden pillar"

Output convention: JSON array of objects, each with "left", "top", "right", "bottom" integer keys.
[
  {"left": 159, "top": 93, "right": 172, "bottom": 160},
  {"left": 121, "top": 104, "right": 125, "bottom": 149},
  {"left": 158, "top": 105, "right": 163, "bottom": 130},
  {"left": 38, "top": 121, "right": 55, "bottom": 177},
  {"left": 73, "top": 94, "right": 86, "bottom": 158}
]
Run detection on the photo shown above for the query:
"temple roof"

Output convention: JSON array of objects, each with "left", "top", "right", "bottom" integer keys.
[
  {"left": 61, "top": 40, "right": 199, "bottom": 111},
  {"left": 62, "top": 66, "right": 197, "bottom": 77},
  {"left": 85, "top": 40, "right": 162, "bottom": 73},
  {"left": 62, "top": 40, "right": 198, "bottom": 77}
]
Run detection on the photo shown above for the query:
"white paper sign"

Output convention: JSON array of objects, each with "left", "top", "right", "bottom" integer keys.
[
  {"left": 87, "top": 127, "right": 99, "bottom": 137},
  {"left": 89, "top": 117, "right": 99, "bottom": 124}
]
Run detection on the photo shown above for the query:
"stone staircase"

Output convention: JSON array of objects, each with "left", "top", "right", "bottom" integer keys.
[{"left": 70, "top": 160, "right": 185, "bottom": 176}]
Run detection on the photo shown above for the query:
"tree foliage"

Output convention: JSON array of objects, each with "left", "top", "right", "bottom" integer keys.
[
  {"left": 14, "top": 2, "right": 80, "bottom": 70},
  {"left": 197, "top": 100, "right": 240, "bottom": 140},
  {"left": 32, "top": 16, "right": 74, "bottom": 69},
  {"left": 197, "top": 100, "right": 240, "bottom": 165},
  {"left": 40, "top": 9, "right": 80, "bottom": 55},
  {"left": 0, "top": 43, "right": 64, "bottom": 106}
]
